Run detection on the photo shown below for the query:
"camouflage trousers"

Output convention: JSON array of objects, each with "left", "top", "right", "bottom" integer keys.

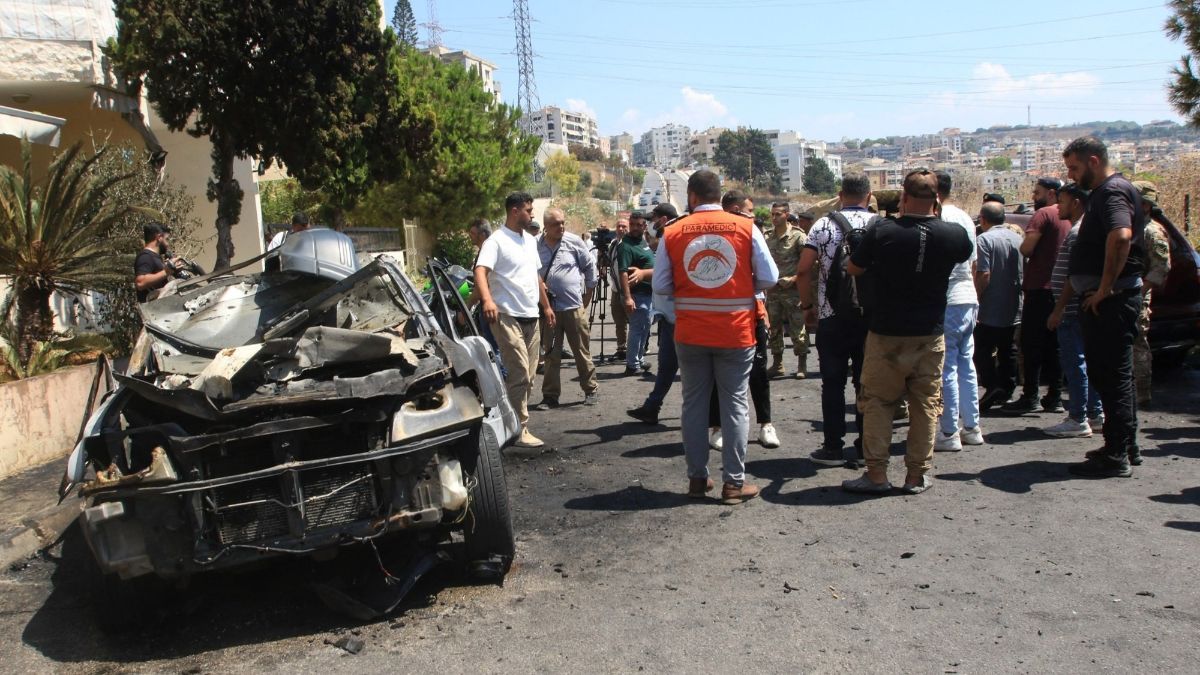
[
  {"left": 766, "top": 288, "right": 809, "bottom": 357},
  {"left": 1133, "top": 290, "right": 1152, "bottom": 404}
]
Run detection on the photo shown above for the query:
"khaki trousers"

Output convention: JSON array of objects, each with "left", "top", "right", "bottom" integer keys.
[
  {"left": 858, "top": 332, "right": 945, "bottom": 475},
  {"left": 492, "top": 313, "right": 541, "bottom": 429},
  {"left": 542, "top": 306, "right": 598, "bottom": 399},
  {"left": 765, "top": 288, "right": 809, "bottom": 357},
  {"left": 610, "top": 292, "right": 628, "bottom": 352}
]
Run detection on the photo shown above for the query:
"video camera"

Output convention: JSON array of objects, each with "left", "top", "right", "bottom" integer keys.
[{"left": 592, "top": 227, "right": 616, "bottom": 254}]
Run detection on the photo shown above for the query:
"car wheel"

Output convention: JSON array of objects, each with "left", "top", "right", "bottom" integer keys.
[{"left": 459, "top": 425, "right": 515, "bottom": 581}]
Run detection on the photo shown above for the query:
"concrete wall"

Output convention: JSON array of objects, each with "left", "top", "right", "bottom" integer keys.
[
  {"left": 0, "top": 363, "right": 106, "bottom": 479},
  {"left": 0, "top": 38, "right": 98, "bottom": 82}
]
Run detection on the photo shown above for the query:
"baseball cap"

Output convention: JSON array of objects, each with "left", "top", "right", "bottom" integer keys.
[
  {"left": 1061, "top": 182, "right": 1089, "bottom": 200},
  {"left": 650, "top": 203, "right": 678, "bottom": 219},
  {"left": 983, "top": 193, "right": 1006, "bottom": 205},
  {"left": 796, "top": 210, "right": 816, "bottom": 221},
  {"left": 1132, "top": 180, "right": 1158, "bottom": 205},
  {"left": 630, "top": 210, "right": 651, "bottom": 221},
  {"left": 1036, "top": 177, "right": 1064, "bottom": 191},
  {"left": 292, "top": 212, "right": 309, "bottom": 226}
]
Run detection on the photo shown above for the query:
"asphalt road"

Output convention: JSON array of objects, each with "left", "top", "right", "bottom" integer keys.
[
  {"left": 639, "top": 168, "right": 691, "bottom": 212},
  {"left": 3, "top": 326, "right": 1199, "bottom": 673}
]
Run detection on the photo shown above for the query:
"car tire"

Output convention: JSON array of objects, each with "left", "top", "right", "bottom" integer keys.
[{"left": 459, "top": 425, "right": 515, "bottom": 581}]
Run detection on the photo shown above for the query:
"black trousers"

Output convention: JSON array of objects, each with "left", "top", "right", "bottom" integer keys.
[
  {"left": 1020, "top": 289, "right": 1062, "bottom": 400},
  {"left": 1080, "top": 288, "right": 1141, "bottom": 458},
  {"left": 816, "top": 314, "right": 868, "bottom": 450},
  {"left": 974, "top": 323, "right": 1017, "bottom": 396},
  {"left": 710, "top": 318, "right": 770, "bottom": 425}
]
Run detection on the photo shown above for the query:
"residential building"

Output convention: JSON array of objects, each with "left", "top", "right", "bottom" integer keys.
[
  {"left": 424, "top": 45, "right": 501, "bottom": 104},
  {"left": 524, "top": 105, "right": 600, "bottom": 149},
  {"left": 862, "top": 162, "right": 905, "bottom": 191},
  {"left": 637, "top": 123, "right": 691, "bottom": 168},
  {"left": 609, "top": 132, "right": 633, "bottom": 162},
  {"left": 0, "top": 0, "right": 262, "bottom": 280},
  {"left": 775, "top": 138, "right": 842, "bottom": 194},
  {"left": 688, "top": 126, "right": 726, "bottom": 165}
]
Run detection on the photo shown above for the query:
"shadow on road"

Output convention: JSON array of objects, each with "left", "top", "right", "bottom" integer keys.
[
  {"left": 621, "top": 443, "right": 682, "bottom": 459},
  {"left": 1148, "top": 485, "right": 1200, "bottom": 506},
  {"left": 20, "top": 525, "right": 460, "bottom": 665},
  {"left": 1143, "top": 441, "right": 1200, "bottom": 460},
  {"left": 563, "top": 485, "right": 689, "bottom": 511},
  {"left": 561, "top": 422, "right": 678, "bottom": 450},
  {"left": 1163, "top": 521, "right": 1200, "bottom": 533},
  {"left": 979, "top": 426, "right": 1050, "bottom": 446},
  {"left": 937, "top": 460, "right": 1075, "bottom": 494}
]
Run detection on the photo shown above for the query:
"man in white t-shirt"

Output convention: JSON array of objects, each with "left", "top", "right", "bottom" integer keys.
[
  {"left": 933, "top": 172, "right": 984, "bottom": 452},
  {"left": 796, "top": 174, "right": 876, "bottom": 466},
  {"left": 474, "top": 192, "right": 556, "bottom": 448},
  {"left": 267, "top": 212, "right": 311, "bottom": 251}
]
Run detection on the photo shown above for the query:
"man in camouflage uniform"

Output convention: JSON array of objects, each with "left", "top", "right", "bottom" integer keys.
[
  {"left": 765, "top": 201, "right": 810, "bottom": 378},
  {"left": 1131, "top": 181, "right": 1171, "bottom": 406}
]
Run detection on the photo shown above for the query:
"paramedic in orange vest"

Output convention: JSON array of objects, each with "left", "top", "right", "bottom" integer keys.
[{"left": 653, "top": 170, "right": 779, "bottom": 504}]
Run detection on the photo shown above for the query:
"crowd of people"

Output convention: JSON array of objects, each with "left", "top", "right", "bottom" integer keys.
[{"left": 466, "top": 134, "right": 1167, "bottom": 498}]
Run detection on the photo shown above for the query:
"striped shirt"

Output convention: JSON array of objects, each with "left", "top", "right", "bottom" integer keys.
[{"left": 1049, "top": 223, "right": 1081, "bottom": 319}]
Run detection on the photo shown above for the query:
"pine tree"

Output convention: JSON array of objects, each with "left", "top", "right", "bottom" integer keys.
[
  {"left": 712, "top": 128, "right": 782, "bottom": 194},
  {"left": 802, "top": 156, "right": 836, "bottom": 195},
  {"left": 391, "top": 0, "right": 418, "bottom": 47}
]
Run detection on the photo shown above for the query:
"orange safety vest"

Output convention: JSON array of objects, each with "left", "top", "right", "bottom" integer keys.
[{"left": 664, "top": 209, "right": 757, "bottom": 348}]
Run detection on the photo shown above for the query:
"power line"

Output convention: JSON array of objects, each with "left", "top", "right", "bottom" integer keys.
[{"left": 421, "top": 0, "right": 444, "bottom": 49}]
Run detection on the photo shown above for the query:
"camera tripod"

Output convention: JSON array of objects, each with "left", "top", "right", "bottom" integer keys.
[{"left": 589, "top": 260, "right": 612, "bottom": 362}]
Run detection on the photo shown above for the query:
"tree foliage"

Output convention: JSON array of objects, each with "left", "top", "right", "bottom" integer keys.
[
  {"left": 1166, "top": 0, "right": 1200, "bottom": 127},
  {"left": 0, "top": 140, "right": 156, "bottom": 364},
  {"left": 802, "top": 155, "right": 836, "bottom": 195},
  {"left": 390, "top": 0, "right": 418, "bottom": 47},
  {"left": 88, "top": 144, "right": 204, "bottom": 355},
  {"left": 986, "top": 156, "right": 1014, "bottom": 171},
  {"left": 259, "top": 178, "right": 327, "bottom": 227},
  {"left": 546, "top": 152, "right": 582, "bottom": 197},
  {"left": 569, "top": 143, "right": 604, "bottom": 162},
  {"left": 108, "top": 0, "right": 401, "bottom": 268},
  {"left": 346, "top": 50, "right": 538, "bottom": 235},
  {"left": 713, "top": 128, "right": 782, "bottom": 194}
]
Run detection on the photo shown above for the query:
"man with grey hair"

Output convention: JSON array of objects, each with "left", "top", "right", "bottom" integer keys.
[
  {"left": 973, "top": 202, "right": 1024, "bottom": 412},
  {"left": 533, "top": 208, "right": 599, "bottom": 409}
]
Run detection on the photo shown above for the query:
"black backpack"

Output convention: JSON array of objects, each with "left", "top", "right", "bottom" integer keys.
[{"left": 826, "top": 211, "right": 880, "bottom": 319}]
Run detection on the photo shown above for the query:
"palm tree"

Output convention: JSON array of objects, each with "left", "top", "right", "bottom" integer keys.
[{"left": 0, "top": 138, "right": 155, "bottom": 364}]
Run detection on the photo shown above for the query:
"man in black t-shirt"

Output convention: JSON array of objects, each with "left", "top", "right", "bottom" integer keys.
[
  {"left": 1062, "top": 136, "right": 1146, "bottom": 478},
  {"left": 134, "top": 222, "right": 185, "bottom": 302},
  {"left": 841, "top": 170, "right": 972, "bottom": 495}
]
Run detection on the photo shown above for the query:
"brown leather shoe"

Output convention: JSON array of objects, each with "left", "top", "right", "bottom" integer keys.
[
  {"left": 688, "top": 477, "right": 715, "bottom": 499},
  {"left": 721, "top": 482, "right": 760, "bottom": 504}
]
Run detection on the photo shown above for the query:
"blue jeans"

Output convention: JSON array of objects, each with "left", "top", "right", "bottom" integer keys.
[
  {"left": 626, "top": 291, "right": 653, "bottom": 369},
  {"left": 939, "top": 304, "right": 980, "bottom": 435},
  {"left": 643, "top": 319, "right": 678, "bottom": 411},
  {"left": 1057, "top": 315, "right": 1102, "bottom": 421}
]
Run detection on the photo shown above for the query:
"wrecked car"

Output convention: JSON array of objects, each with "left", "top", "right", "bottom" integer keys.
[{"left": 61, "top": 229, "right": 520, "bottom": 593}]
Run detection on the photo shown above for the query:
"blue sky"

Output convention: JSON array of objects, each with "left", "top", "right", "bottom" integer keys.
[{"left": 384, "top": 0, "right": 1186, "bottom": 141}]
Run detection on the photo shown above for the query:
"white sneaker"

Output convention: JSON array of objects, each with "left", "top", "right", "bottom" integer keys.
[
  {"left": 708, "top": 428, "right": 723, "bottom": 450},
  {"left": 1044, "top": 417, "right": 1092, "bottom": 438},
  {"left": 515, "top": 429, "right": 544, "bottom": 448},
  {"left": 934, "top": 431, "right": 962, "bottom": 452},
  {"left": 961, "top": 426, "right": 985, "bottom": 445},
  {"left": 759, "top": 423, "right": 780, "bottom": 448},
  {"left": 1088, "top": 414, "right": 1105, "bottom": 431}
]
